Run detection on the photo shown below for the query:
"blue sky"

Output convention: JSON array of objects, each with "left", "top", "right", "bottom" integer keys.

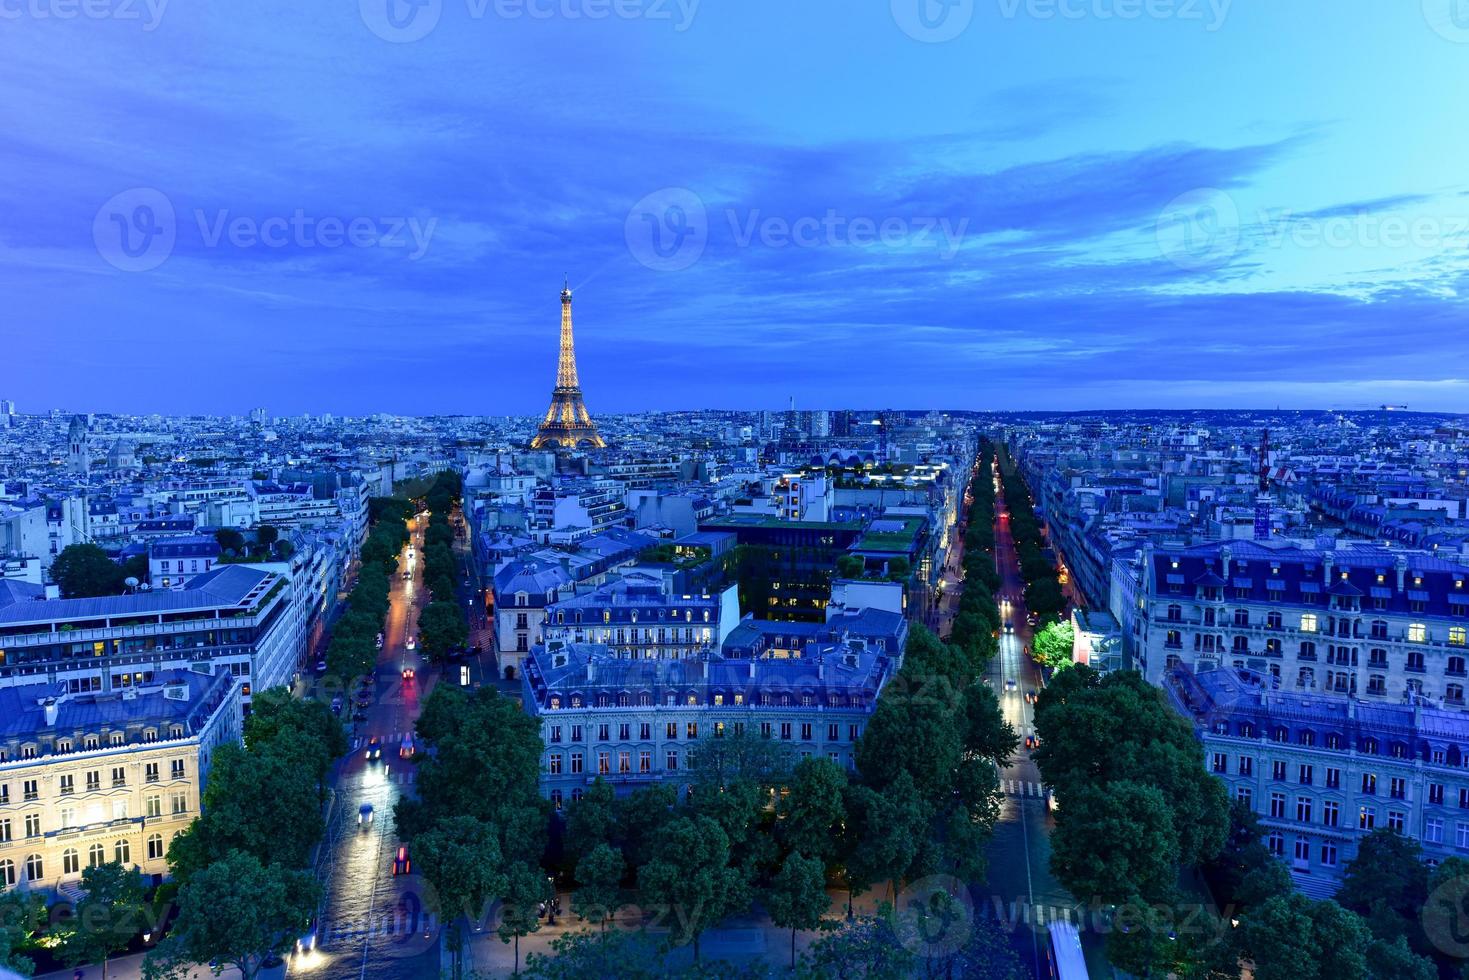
[{"left": 3, "top": 0, "right": 1468, "bottom": 414}]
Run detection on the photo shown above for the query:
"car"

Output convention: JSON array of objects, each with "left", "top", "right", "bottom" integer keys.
[
  {"left": 1004, "top": 679, "right": 1017, "bottom": 692},
  {"left": 401, "top": 666, "right": 415, "bottom": 681},
  {"left": 402, "top": 571, "right": 411, "bottom": 580},
  {"left": 314, "top": 659, "right": 328, "bottom": 673},
  {"left": 375, "top": 633, "right": 384, "bottom": 650},
  {"left": 1004, "top": 622, "right": 1014, "bottom": 634},
  {"left": 358, "top": 803, "right": 374, "bottom": 826},
  {"left": 405, "top": 635, "right": 416, "bottom": 651},
  {"left": 366, "top": 737, "right": 381, "bottom": 760},
  {"left": 392, "top": 845, "right": 411, "bottom": 876},
  {"left": 1024, "top": 734, "right": 1038, "bottom": 750},
  {"left": 399, "top": 735, "right": 415, "bottom": 759},
  {"left": 330, "top": 697, "right": 343, "bottom": 714},
  {"left": 356, "top": 692, "right": 372, "bottom": 707}
]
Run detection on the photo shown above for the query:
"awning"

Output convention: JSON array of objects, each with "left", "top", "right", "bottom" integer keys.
[
  {"left": 1408, "top": 590, "right": 1430, "bottom": 602},
  {"left": 1232, "top": 577, "right": 1254, "bottom": 588},
  {"left": 1299, "top": 582, "right": 1321, "bottom": 593},
  {"left": 1370, "top": 587, "right": 1393, "bottom": 599}
]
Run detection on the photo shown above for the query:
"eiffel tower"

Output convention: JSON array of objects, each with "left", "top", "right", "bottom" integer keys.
[{"left": 530, "top": 279, "right": 606, "bottom": 450}]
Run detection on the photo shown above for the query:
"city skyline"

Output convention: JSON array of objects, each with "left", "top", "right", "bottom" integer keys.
[{"left": 5, "top": 2, "right": 1469, "bottom": 414}]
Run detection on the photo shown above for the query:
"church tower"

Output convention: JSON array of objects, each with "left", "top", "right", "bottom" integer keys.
[{"left": 530, "top": 280, "right": 606, "bottom": 450}]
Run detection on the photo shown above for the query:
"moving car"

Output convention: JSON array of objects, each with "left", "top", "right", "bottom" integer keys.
[
  {"left": 401, "top": 666, "right": 415, "bottom": 681},
  {"left": 405, "top": 635, "right": 416, "bottom": 651},
  {"left": 1004, "top": 621, "right": 1014, "bottom": 634},
  {"left": 366, "top": 737, "right": 381, "bottom": 760},
  {"left": 392, "top": 845, "right": 411, "bottom": 876},
  {"left": 330, "top": 697, "right": 343, "bottom": 715},
  {"left": 399, "top": 735, "right": 415, "bottom": 759},
  {"left": 314, "top": 659, "right": 328, "bottom": 673},
  {"left": 1024, "top": 734, "right": 1038, "bottom": 750},
  {"left": 358, "top": 803, "right": 374, "bottom": 826},
  {"left": 1004, "top": 679, "right": 1017, "bottom": 692}
]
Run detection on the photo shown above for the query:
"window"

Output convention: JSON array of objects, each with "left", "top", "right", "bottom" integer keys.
[
  {"left": 1360, "top": 806, "right": 1376, "bottom": 830},
  {"left": 145, "top": 762, "right": 159, "bottom": 783},
  {"left": 22, "top": 779, "right": 37, "bottom": 802},
  {"left": 1268, "top": 832, "right": 1284, "bottom": 856},
  {"left": 1299, "top": 765, "right": 1313, "bottom": 785},
  {"left": 570, "top": 753, "right": 583, "bottom": 775},
  {"left": 114, "top": 840, "right": 130, "bottom": 864},
  {"left": 1452, "top": 627, "right": 1467, "bottom": 646},
  {"left": 24, "top": 855, "right": 42, "bottom": 881},
  {"left": 548, "top": 753, "right": 562, "bottom": 775},
  {"left": 111, "top": 766, "right": 126, "bottom": 788},
  {"left": 1409, "top": 623, "right": 1427, "bottom": 643},
  {"left": 639, "top": 751, "right": 651, "bottom": 774},
  {"left": 1326, "top": 767, "right": 1341, "bottom": 790},
  {"left": 112, "top": 799, "right": 128, "bottom": 820},
  {"left": 59, "top": 807, "right": 75, "bottom": 830},
  {"left": 686, "top": 723, "right": 698, "bottom": 740},
  {"left": 1321, "top": 843, "right": 1338, "bottom": 867},
  {"left": 1426, "top": 817, "right": 1445, "bottom": 844},
  {"left": 1361, "top": 773, "right": 1377, "bottom": 795},
  {"left": 63, "top": 848, "right": 80, "bottom": 875},
  {"left": 170, "top": 792, "right": 187, "bottom": 815},
  {"left": 1300, "top": 613, "right": 1318, "bottom": 633},
  {"left": 1270, "top": 792, "right": 1287, "bottom": 818},
  {"left": 1237, "top": 787, "right": 1252, "bottom": 808},
  {"left": 60, "top": 774, "right": 74, "bottom": 795},
  {"left": 146, "top": 795, "right": 162, "bottom": 818},
  {"left": 171, "top": 759, "right": 185, "bottom": 779},
  {"left": 780, "top": 722, "right": 793, "bottom": 740},
  {"left": 1272, "top": 761, "right": 1287, "bottom": 781},
  {"left": 597, "top": 752, "right": 610, "bottom": 775},
  {"left": 1296, "top": 797, "right": 1313, "bottom": 822},
  {"left": 24, "top": 814, "right": 41, "bottom": 838},
  {"left": 0, "top": 819, "right": 9, "bottom": 843},
  {"left": 666, "top": 750, "right": 678, "bottom": 771},
  {"left": 0, "top": 860, "right": 12, "bottom": 887},
  {"left": 1389, "top": 811, "right": 1405, "bottom": 833},
  {"left": 1323, "top": 800, "right": 1340, "bottom": 828},
  {"left": 1294, "top": 839, "right": 1310, "bottom": 864},
  {"left": 1458, "top": 822, "right": 1469, "bottom": 850},
  {"left": 1212, "top": 753, "right": 1227, "bottom": 774},
  {"left": 618, "top": 752, "right": 630, "bottom": 774},
  {"left": 86, "top": 771, "right": 100, "bottom": 792},
  {"left": 1390, "top": 777, "right": 1406, "bottom": 800},
  {"left": 1238, "top": 757, "right": 1254, "bottom": 777},
  {"left": 1430, "top": 783, "right": 1446, "bottom": 806}
]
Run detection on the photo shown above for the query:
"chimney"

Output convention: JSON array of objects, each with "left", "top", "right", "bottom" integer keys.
[
  {"left": 41, "top": 698, "right": 59, "bottom": 727},
  {"left": 586, "top": 661, "right": 596, "bottom": 683}
]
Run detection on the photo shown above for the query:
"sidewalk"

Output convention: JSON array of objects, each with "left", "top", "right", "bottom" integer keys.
[{"left": 35, "top": 952, "right": 243, "bottom": 980}]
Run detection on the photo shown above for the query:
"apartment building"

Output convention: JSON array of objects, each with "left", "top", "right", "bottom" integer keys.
[
  {"left": 0, "top": 668, "right": 239, "bottom": 896},
  {"left": 0, "top": 565, "right": 304, "bottom": 702},
  {"left": 1138, "top": 540, "right": 1469, "bottom": 712},
  {"left": 542, "top": 578, "right": 740, "bottom": 661},
  {"left": 521, "top": 637, "right": 898, "bottom": 807},
  {"left": 1167, "top": 665, "right": 1469, "bottom": 895}
]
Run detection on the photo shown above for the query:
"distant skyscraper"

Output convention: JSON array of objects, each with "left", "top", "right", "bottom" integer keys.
[
  {"left": 249, "top": 407, "right": 268, "bottom": 424},
  {"left": 530, "top": 280, "right": 605, "bottom": 450},
  {"left": 0, "top": 399, "right": 15, "bottom": 417}
]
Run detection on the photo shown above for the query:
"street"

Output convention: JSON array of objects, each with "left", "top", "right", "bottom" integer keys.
[
  {"left": 977, "top": 464, "right": 1084, "bottom": 979},
  {"left": 297, "top": 514, "right": 442, "bottom": 980}
]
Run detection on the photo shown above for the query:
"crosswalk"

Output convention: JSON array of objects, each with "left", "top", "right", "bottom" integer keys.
[
  {"left": 319, "top": 911, "right": 439, "bottom": 944},
  {"left": 352, "top": 731, "right": 416, "bottom": 749},
  {"left": 1002, "top": 778, "right": 1049, "bottom": 799}
]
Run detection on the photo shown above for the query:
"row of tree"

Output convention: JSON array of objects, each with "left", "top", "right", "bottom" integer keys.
[
  {"left": 947, "top": 444, "right": 1002, "bottom": 668},
  {"left": 143, "top": 688, "right": 347, "bottom": 980},
  {"left": 325, "top": 496, "right": 415, "bottom": 681},
  {"left": 416, "top": 472, "right": 469, "bottom": 660},
  {"left": 995, "top": 445, "right": 1066, "bottom": 622}
]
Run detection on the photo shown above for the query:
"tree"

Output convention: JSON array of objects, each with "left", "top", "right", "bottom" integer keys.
[
  {"left": 766, "top": 852, "right": 829, "bottom": 966},
  {"left": 797, "top": 908, "right": 914, "bottom": 980},
  {"left": 243, "top": 686, "right": 347, "bottom": 790},
  {"left": 638, "top": 815, "right": 751, "bottom": 961},
  {"left": 256, "top": 524, "right": 279, "bottom": 546},
  {"left": 1337, "top": 828, "right": 1429, "bottom": 948},
  {"left": 842, "top": 774, "right": 927, "bottom": 907},
  {"left": 523, "top": 929, "right": 664, "bottom": 980},
  {"left": 416, "top": 816, "right": 507, "bottom": 979},
  {"left": 144, "top": 851, "right": 318, "bottom": 980},
  {"left": 0, "top": 890, "right": 43, "bottom": 977},
  {"left": 50, "top": 543, "right": 125, "bottom": 597},
  {"left": 1032, "top": 620, "right": 1075, "bottom": 671},
  {"left": 214, "top": 528, "right": 245, "bottom": 555},
  {"left": 418, "top": 601, "right": 469, "bottom": 661},
  {"left": 836, "top": 554, "right": 866, "bottom": 579},
  {"left": 572, "top": 844, "right": 625, "bottom": 935},
  {"left": 60, "top": 860, "right": 146, "bottom": 980},
  {"left": 1050, "top": 782, "right": 1180, "bottom": 906},
  {"left": 777, "top": 758, "right": 848, "bottom": 867},
  {"left": 564, "top": 778, "right": 619, "bottom": 866},
  {"left": 498, "top": 861, "right": 551, "bottom": 976}
]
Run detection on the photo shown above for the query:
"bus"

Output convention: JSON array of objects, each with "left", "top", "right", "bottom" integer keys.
[{"left": 1047, "top": 919, "right": 1089, "bottom": 980}]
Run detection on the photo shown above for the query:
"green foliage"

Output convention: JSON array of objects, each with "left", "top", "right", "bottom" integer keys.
[
  {"left": 765, "top": 852, "right": 830, "bottom": 966},
  {"left": 143, "top": 851, "right": 318, "bottom": 980},
  {"left": 1032, "top": 620, "right": 1075, "bottom": 670},
  {"left": 60, "top": 861, "right": 146, "bottom": 975},
  {"left": 418, "top": 600, "right": 469, "bottom": 660},
  {"left": 244, "top": 686, "right": 347, "bottom": 787},
  {"left": 50, "top": 543, "right": 130, "bottom": 597},
  {"left": 522, "top": 929, "right": 664, "bottom": 980},
  {"left": 214, "top": 528, "right": 245, "bottom": 554},
  {"left": 415, "top": 815, "right": 507, "bottom": 973},
  {"left": 0, "top": 890, "right": 43, "bottom": 977},
  {"left": 497, "top": 861, "right": 551, "bottom": 975},
  {"left": 637, "top": 815, "right": 752, "bottom": 960},
  {"left": 688, "top": 728, "right": 795, "bottom": 792},
  {"left": 571, "top": 843, "right": 626, "bottom": 932},
  {"left": 777, "top": 758, "right": 849, "bottom": 867}
]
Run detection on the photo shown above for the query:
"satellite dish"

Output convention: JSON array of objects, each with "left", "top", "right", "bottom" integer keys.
[
  {"left": 139, "top": 583, "right": 152, "bottom": 592},
  {"left": 124, "top": 577, "right": 140, "bottom": 589}
]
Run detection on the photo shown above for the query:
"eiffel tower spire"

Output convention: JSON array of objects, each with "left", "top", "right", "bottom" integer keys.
[{"left": 531, "top": 280, "right": 605, "bottom": 450}]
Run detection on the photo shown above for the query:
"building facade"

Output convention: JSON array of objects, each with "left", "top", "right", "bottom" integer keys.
[
  {"left": 1138, "top": 540, "right": 1469, "bottom": 713},
  {"left": 1167, "top": 665, "right": 1469, "bottom": 895},
  {"left": 0, "top": 668, "right": 239, "bottom": 896}
]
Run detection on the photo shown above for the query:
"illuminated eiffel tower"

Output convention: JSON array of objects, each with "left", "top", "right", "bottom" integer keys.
[{"left": 530, "top": 279, "right": 606, "bottom": 450}]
